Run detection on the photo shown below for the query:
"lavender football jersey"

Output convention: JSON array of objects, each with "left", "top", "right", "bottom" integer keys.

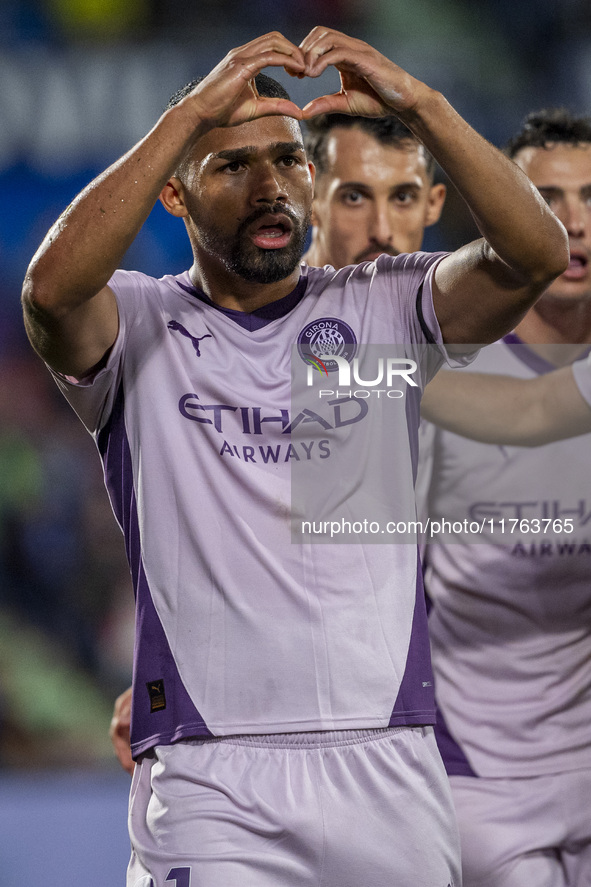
[
  {"left": 421, "top": 337, "right": 591, "bottom": 778},
  {"left": 52, "top": 252, "right": 463, "bottom": 757},
  {"left": 572, "top": 351, "right": 591, "bottom": 406}
]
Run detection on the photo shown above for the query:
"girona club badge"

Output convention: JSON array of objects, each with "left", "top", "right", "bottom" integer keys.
[{"left": 297, "top": 317, "right": 357, "bottom": 373}]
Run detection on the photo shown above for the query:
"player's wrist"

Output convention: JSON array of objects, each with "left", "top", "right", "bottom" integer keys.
[
  {"left": 162, "top": 97, "right": 214, "bottom": 150},
  {"left": 391, "top": 83, "right": 444, "bottom": 130}
]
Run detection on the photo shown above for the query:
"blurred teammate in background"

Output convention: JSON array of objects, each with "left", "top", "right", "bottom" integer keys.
[{"left": 420, "top": 108, "right": 591, "bottom": 887}]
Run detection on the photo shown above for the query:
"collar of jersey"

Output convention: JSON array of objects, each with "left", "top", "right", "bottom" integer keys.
[
  {"left": 503, "top": 332, "right": 591, "bottom": 375},
  {"left": 175, "top": 272, "right": 309, "bottom": 332}
]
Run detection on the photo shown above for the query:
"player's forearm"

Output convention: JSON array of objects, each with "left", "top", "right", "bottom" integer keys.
[
  {"left": 399, "top": 88, "right": 569, "bottom": 285},
  {"left": 421, "top": 367, "right": 591, "bottom": 446},
  {"left": 22, "top": 101, "right": 202, "bottom": 318},
  {"left": 420, "top": 370, "right": 528, "bottom": 444}
]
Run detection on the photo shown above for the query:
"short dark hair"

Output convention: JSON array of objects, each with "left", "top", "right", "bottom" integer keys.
[
  {"left": 166, "top": 72, "right": 291, "bottom": 110},
  {"left": 166, "top": 73, "right": 293, "bottom": 180},
  {"left": 506, "top": 108, "right": 591, "bottom": 158},
  {"left": 304, "top": 113, "right": 435, "bottom": 180}
]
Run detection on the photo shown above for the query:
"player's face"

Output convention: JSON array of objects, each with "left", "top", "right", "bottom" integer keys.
[
  {"left": 310, "top": 127, "right": 445, "bottom": 268},
  {"left": 179, "top": 116, "right": 313, "bottom": 285},
  {"left": 515, "top": 143, "right": 591, "bottom": 302}
]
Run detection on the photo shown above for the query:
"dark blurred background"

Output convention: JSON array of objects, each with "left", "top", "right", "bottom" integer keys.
[{"left": 0, "top": 0, "right": 590, "bottom": 882}]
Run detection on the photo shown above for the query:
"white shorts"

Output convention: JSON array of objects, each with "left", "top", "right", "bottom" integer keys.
[
  {"left": 127, "top": 726, "right": 460, "bottom": 887},
  {"left": 450, "top": 770, "right": 591, "bottom": 887}
]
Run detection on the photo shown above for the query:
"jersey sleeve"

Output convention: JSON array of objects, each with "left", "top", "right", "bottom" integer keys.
[
  {"left": 374, "top": 251, "right": 480, "bottom": 388},
  {"left": 411, "top": 253, "right": 480, "bottom": 374},
  {"left": 48, "top": 269, "right": 144, "bottom": 435},
  {"left": 571, "top": 352, "right": 591, "bottom": 408}
]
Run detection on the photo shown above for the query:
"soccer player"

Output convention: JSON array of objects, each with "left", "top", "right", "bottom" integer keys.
[
  {"left": 22, "top": 29, "right": 567, "bottom": 886},
  {"left": 419, "top": 108, "right": 591, "bottom": 887},
  {"left": 109, "top": 109, "right": 449, "bottom": 775},
  {"left": 303, "top": 112, "right": 447, "bottom": 266}
]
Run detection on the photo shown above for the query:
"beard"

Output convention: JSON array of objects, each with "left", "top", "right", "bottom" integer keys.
[{"left": 198, "top": 204, "right": 311, "bottom": 284}]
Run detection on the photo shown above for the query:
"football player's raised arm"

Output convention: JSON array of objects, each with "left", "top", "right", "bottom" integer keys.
[
  {"left": 417, "top": 100, "right": 569, "bottom": 346},
  {"left": 21, "top": 32, "right": 305, "bottom": 378},
  {"left": 298, "top": 27, "right": 569, "bottom": 347},
  {"left": 421, "top": 365, "right": 591, "bottom": 446}
]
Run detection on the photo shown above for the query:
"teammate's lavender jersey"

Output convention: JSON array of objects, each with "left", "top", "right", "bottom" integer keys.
[
  {"left": 572, "top": 351, "right": 591, "bottom": 406},
  {"left": 421, "top": 336, "right": 591, "bottom": 778},
  {"left": 52, "top": 252, "right": 463, "bottom": 757}
]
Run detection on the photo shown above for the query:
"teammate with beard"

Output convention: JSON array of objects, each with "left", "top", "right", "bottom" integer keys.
[{"left": 22, "top": 30, "right": 567, "bottom": 887}]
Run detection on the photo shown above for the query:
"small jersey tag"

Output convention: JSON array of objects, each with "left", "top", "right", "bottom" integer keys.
[{"left": 146, "top": 679, "right": 166, "bottom": 712}]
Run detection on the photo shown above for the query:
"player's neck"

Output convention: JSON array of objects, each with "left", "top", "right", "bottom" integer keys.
[
  {"left": 189, "top": 263, "right": 303, "bottom": 313},
  {"left": 303, "top": 243, "right": 325, "bottom": 267},
  {"left": 303, "top": 226, "right": 333, "bottom": 268},
  {"left": 514, "top": 301, "right": 591, "bottom": 366}
]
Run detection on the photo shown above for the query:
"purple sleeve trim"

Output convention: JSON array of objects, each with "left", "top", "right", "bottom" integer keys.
[{"left": 388, "top": 551, "right": 436, "bottom": 728}]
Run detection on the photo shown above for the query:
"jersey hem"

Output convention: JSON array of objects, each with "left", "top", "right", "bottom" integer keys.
[{"left": 132, "top": 710, "right": 437, "bottom": 757}]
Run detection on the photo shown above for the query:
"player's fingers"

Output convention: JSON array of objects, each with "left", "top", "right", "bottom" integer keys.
[
  {"left": 299, "top": 25, "right": 347, "bottom": 55},
  {"left": 255, "top": 97, "right": 303, "bottom": 119},
  {"left": 301, "top": 92, "right": 351, "bottom": 119},
  {"left": 230, "top": 33, "right": 305, "bottom": 76},
  {"left": 299, "top": 28, "right": 339, "bottom": 74},
  {"left": 228, "top": 96, "right": 303, "bottom": 126},
  {"left": 300, "top": 27, "right": 365, "bottom": 76},
  {"left": 304, "top": 44, "right": 377, "bottom": 82},
  {"left": 110, "top": 715, "right": 134, "bottom": 774},
  {"left": 232, "top": 49, "right": 305, "bottom": 82},
  {"left": 113, "top": 735, "right": 135, "bottom": 775},
  {"left": 238, "top": 30, "right": 304, "bottom": 59}
]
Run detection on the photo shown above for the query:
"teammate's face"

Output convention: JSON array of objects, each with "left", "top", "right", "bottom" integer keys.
[
  {"left": 309, "top": 127, "right": 445, "bottom": 269},
  {"left": 514, "top": 143, "right": 591, "bottom": 302},
  {"left": 176, "top": 116, "right": 313, "bottom": 285}
]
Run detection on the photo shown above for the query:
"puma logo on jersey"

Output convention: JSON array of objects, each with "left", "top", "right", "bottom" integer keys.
[
  {"left": 146, "top": 679, "right": 166, "bottom": 712},
  {"left": 168, "top": 320, "right": 212, "bottom": 357}
]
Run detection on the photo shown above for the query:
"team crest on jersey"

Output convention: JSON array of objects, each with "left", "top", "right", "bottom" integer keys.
[{"left": 297, "top": 317, "right": 357, "bottom": 372}]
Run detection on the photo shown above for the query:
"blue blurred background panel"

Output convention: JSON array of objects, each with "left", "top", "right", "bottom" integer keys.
[{"left": 0, "top": 771, "right": 131, "bottom": 884}]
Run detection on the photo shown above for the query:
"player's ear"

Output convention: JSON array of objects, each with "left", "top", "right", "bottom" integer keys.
[
  {"left": 159, "top": 177, "right": 189, "bottom": 218},
  {"left": 425, "top": 183, "right": 446, "bottom": 227}
]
